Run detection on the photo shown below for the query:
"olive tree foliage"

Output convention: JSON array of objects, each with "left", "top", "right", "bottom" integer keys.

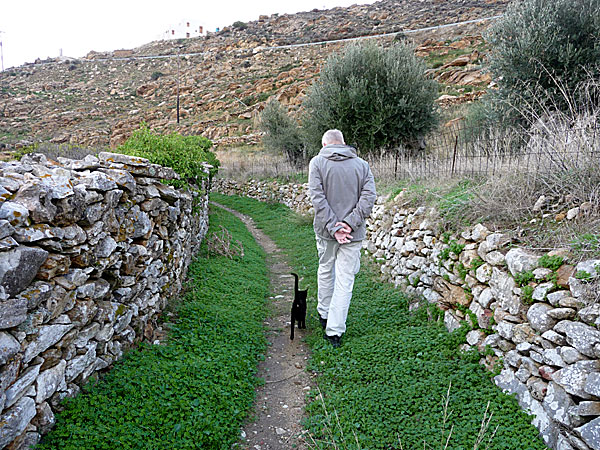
[
  {"left": 481, "top": 0, "right": 600, "bottom": 124},
  {"left": 259, "top": 100, "right": 306, "bottom": 166},
  {"left": 301, "top": 42, "right": 439, "bottom": 156}
]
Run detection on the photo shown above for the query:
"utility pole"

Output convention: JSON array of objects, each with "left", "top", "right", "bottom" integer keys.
[
  {"left": 176, "top": 45, "right": 181, "bottom": 124},
  {"left": 0, "top": 31, "right": 4, "bottom": 72}
]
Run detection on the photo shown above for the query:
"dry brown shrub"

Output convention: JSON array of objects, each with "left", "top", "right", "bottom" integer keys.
[{"left": 206, "top": 225, "right": 244, "bottom": 259}]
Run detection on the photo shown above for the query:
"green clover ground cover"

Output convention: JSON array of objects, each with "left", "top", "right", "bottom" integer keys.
[
  {"left": 38, "top": 205, "right": 269, "bottom": 450},
  {"left": 211, "top": 193, "right": 546, "bottom": 450}
]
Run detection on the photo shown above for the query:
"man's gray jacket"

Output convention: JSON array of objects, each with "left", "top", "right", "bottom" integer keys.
[{"left": 308, "top": 144, "right": 377, "bottom": 241}]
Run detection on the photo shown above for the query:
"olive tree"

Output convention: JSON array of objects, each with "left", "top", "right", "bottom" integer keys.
[{"left": 301, "top": 41, "right": 439, "bottom": 156}]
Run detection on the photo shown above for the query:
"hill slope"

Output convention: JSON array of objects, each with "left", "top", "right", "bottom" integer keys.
[{"left": 0, "top": 0, "right": 509, "bottom": 150}]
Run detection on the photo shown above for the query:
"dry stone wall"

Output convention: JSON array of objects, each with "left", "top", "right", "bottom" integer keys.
[
  {"left": 215, "top": 178, "right": 600, "bottom": 450},
  {"left": 0, "top": 152, "right": 209, "bottom": 450}
]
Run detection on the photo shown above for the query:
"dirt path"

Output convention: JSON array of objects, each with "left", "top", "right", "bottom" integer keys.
[{"left": 212, "top": 203, "right": 312, "bottom": 450}]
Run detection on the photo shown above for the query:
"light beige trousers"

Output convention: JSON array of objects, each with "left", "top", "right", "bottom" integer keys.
[{"left": 315, "top": 236, "right": 362, "bottom": 337}]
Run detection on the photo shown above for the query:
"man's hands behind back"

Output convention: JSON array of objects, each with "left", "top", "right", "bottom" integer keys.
[{"left": 334, "top": 222, "right": 353, "bottom": 244}]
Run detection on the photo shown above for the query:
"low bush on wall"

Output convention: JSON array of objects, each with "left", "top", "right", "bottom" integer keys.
[{"left": 117, "top": 125, "right": 220, "bottom": 188}]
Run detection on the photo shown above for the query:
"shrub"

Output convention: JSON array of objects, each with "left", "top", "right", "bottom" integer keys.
[
  {"left": 15, "top": 143, "right": 98, "bottom": 161},
  {"left": 301, "top": 41, "right": 439, "bottom": 156},
  {"left": 259, "top": 100, "right": 306, "bottom": 167},
  {"left": 232, "top": 21, "right": 248, "bottom": 30},
  {"left": 483, "top": 0, "right": 600, "bottom": 123},
  {"left": 117, "top": 125, "right": 219, "bottom": 188},
  {"left": 150, "top": 71, "right": 164, "bottom": 81}
]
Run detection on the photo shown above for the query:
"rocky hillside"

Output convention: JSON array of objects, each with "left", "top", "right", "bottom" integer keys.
[{"left": 0, "top": 0, "right": 509, "bottom": 151}]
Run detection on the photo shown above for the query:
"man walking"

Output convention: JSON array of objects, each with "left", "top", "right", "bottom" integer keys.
[{"left": 308, "top": 129, "right": 377, "bottom": 347}]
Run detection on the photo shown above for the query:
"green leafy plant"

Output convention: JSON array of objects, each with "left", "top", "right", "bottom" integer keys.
[
  {"left": 470, "top": 257, "right": 485, "bottom": 272},
  {"left": 521, "top": 285, "right": 535, "bottom": 305},
  {"left": 456, "top": 262, "right": 469, "bottom": 281},
  {"left": 301, "top": 41, "right": 439, "bottom": 155},
  {"left": 575, "top": 270, "right": 593, "bottom": 282},
  {"left": 449, "top": 240, "right": 465, "bottom": 256},
  {"left": 571, "top": 233, "right": 600, "bottom": 252},
  {"left": 117, "top": 125, "right": 219, "bottom": 189},
  {"left": 442, "top": 232, "right": 452, "bottom": 244},
  {"left": 411, "top": 275, "right": 420, "bottom": 288},
  {"left": 538, "top": 255, "right": 565, "bottom": 271},
  {"left": 514, "top": 271, "right": 535, "bottom": 287},
  {"left": 439, "top": 248, "right": 451, "bottom": 263}
]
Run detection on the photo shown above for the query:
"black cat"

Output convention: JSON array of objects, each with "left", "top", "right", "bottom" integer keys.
[{"left": 290, "top": 273, "right": 307, "bottom": 340}]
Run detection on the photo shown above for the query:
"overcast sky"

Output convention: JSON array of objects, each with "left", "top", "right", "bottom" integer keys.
[{"left": 1, "top": 0, "right": 378, "bottom": 70}]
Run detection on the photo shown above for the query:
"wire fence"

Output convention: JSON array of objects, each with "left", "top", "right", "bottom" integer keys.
[
  {"left": 216, "top": 122, "right": 600, "bottom": 182},
  {"left": 370, "top": 122, "right": 600, "bottom": 181}
]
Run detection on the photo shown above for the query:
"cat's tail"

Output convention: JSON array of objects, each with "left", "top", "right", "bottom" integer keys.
[{"left": 291, "top": 272, "right": 299, "bottom": 292}]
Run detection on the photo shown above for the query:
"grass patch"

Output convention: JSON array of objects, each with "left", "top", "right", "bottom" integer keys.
[
  {"left": 39, "top": 205, "right": 269, "bottom": 450},
  {"left": 211, "top": 193, "right": 546, "bottom": 450},
  {"left": 386, "top": 178, "right": 481, "bottom": 231}
]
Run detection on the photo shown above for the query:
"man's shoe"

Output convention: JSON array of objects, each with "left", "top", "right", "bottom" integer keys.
[
  {"left": 324, "top": 334, "right": 341, "bottom": 348},
  {"left": 319, "top": 315, "right": 327, "bottom": 330}
]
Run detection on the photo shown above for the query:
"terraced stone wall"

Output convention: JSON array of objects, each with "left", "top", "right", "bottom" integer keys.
[
  {"left": 214, "top": 178, "right": 600, "bottom": 450},
  {"left": 0, "top": 152, "right": 209, "bottom": 449}
]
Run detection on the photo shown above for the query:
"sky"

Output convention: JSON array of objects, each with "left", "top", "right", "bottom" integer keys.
[{"left": 1, "top": 0, "right": 378, "bottom": 70}]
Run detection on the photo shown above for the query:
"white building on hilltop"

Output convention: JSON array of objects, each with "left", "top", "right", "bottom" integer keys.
[{"left": 161, "top": 20, "right": 205, "bottom": 40}]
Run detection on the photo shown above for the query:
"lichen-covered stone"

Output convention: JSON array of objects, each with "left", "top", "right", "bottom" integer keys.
[
  {"left": 575, "top": 417, "right": 600, "bottom": 450},
  {"left": 489, "top": 267, "right": 520, "bottom": 314},
  {"left": 505, "top": 248, "right": 540, "bottom": 276},
  {"left": 585, "top": 373, "right": 600, "bottom": 397},
  {"left": 579, "top": 304, "right": 600, "bottom": 326},
  {"left": 0, "top": 331, "right": 20, "bottom": 365},
  {"left": 547, "top": 308, "right": 577, "bottom": 320},
  {"left": 4, "top": 364, "right": 41, "bottom": 408},
  {"left": 0, "top": 397, "right": 36, "bottom": 448},
  {"left": 0, "top": 298, "right": 27, "bottom": 329},
  {"left": 553, "top": 360, "right": 600, "bottom": 399},
  {"left": 543, "top": 382, "right": 575, "bottom": 426},
  {"left": 36, "top": 253, "right": 70, "bottom": 280},
  {"left": 0, "top": 246, "right": 49, "bottom": 296},
  {"left": 444, "top": 310, "right": 461, "bottom": 333},
  {"left": 554, "top": 321, "right": 600, "bottom": 358},
  {"left": 95, "top": 236, "right": 118, "bottom": 258},
  {"left": 527, "top": 303, "right": 557, "bottom": 332},
  {"left": 12, "top": 181, "right": 57, "bottom": 223},
  {"left": 101, "top": 169, "right": 136, "bottom": 192},
  {"left": 0, "top": 202, "right": 29, "bottom": 228},
  {"left": 31, "top": 401, "right": 55, "bottom": 434},
  {"left": 23, "top": 324, "right": 73, "bottom": 363},
  {"left": 532, "top": 282, "right": 555, "bottom": 302},
  {"left": 65, "top": 342, "right": 97, "bottom": 382},
  {"left": 35, "top": 360, "right": 66, "bottom": 403},
  {"left": 79, "top": 171, "right": 118, "bottom": 191}
]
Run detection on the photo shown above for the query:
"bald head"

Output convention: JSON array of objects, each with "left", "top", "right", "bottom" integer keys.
[{"left": 322, "top": 129, "right": 345, "bottom": 147}]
